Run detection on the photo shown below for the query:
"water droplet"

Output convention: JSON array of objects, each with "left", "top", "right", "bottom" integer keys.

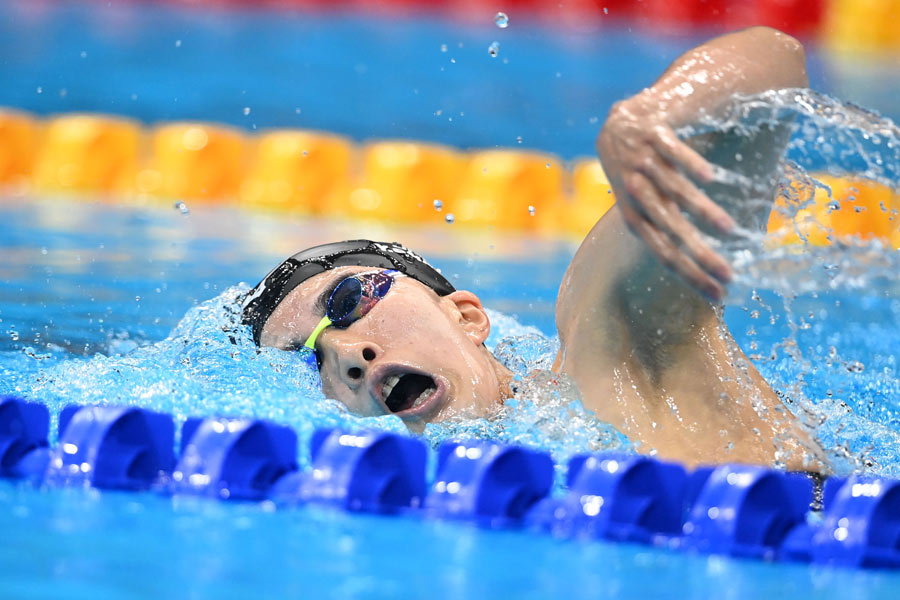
[
  {"left": 603, "top": 6, "right": 609, "bottom": 14},
  {"left": 243, "top": 107, "right": 251, "bottom": 116},
  {"left": 445, "top": 213, "right": 455, "bottom": 224},
  {"left": 516, "top": 136, "right": 523, "bottom": 144},
  {"left": 488, "top": 42, "right": 500, "bottom": 58},
  {"left": 130, "top": 93, "right": 138, "bottom": 101},
  {"left": 36, "top": 86, "right": 42, "bottom": 94},
  {"left": 528, "top": 205, "right": 535, "bottom": 216},
  {"left": 174, "top": 201, "right": 189, "bottom": 215},
  {"left": 135, "top": 296, "right": 141, "bottom": 302},
  {"left": 79, "top": 51, "right": 87, "bottom": 59},
  {"left": 440, "top": 43, "right": 447, "bottom": 52},
  {"left": 433, "top": 199, "right": 443, "bottom": 211},
  {"left": 295, "top": 108, "right": 301, "bottom": 114},
  {"left": 494, "top": 12, "right": 509, "bottom": 28},
  {"left": 175, "top": 39, "right": 182, "bottom": 48}
]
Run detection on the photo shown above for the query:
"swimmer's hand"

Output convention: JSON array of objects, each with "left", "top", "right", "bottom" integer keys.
[
  {"left": 595, "top": 28, "right": 808, "bottom": 302},
  {"left": 596, "top": 96, "right": 735, "bottom": 302}
]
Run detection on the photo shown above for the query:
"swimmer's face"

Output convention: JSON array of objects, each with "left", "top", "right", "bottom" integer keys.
[{"left": 259, "top": 266, "right": 505, "bottom": 430}]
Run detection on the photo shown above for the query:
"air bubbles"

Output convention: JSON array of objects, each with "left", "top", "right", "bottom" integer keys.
[
  {"left": 445, "top": 213, "right": 455, "bottom": 224},
  {"left": 440, "top": 43, "right": 447, "bottom": 53},
  {"left": 516, "top": 136, "right": 523, "bottom": 144},
  {"left": 488, "top": 42, "right": 500, "bottom": 58},
  {"left": 494, "top": 12, "right": 509, "bottom": 28},
  {"left": 433, "top": 199, "right": 443, "bottom": 211},
  {"left": 174, "top": 201, "right": 189, "bottom": 215},
  {"left": 528, "top": 205, "right": 536, "bottom": 217},
  {"left": 175, "top": 40, "right": 182, "bottom": 48},
  {"left": 242, "top": 107, "right": 251, "bottom": 116}
]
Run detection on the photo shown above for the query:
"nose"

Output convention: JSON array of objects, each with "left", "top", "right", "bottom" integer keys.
[{"left": 329, "top": 335, "right": 381, "bottom": 387}]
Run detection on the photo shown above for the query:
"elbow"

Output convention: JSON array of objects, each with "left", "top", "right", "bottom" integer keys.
[{"left": 745, "top": 26, "right": 809, "bottom": 88}]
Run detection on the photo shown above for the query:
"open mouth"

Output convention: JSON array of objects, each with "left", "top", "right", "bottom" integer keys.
[{"left": 381, "top": 373, "right": 438, "bottom": 413}]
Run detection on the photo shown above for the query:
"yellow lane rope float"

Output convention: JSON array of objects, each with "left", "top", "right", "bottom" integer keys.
[{"left": 1, "top": 108, "right": 898, "bottom": 247}]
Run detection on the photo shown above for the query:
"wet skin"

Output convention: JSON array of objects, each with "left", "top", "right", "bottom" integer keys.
[
  {"left": 260, "top": 27, "right": 824, "bottom": 469},
  {"left": 260, "top": 266, "right": 512, "bottom": 433}
]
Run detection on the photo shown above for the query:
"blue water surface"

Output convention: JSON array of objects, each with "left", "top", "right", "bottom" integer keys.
[
  {"left": 1, "top": 0, "right": 897, "bottom": 159},
  {"left": 2, "top": 196, "right": 899, "bottom": 599},
  {"left": 2, "top": 1, "right": 900, "bottom": 598}
]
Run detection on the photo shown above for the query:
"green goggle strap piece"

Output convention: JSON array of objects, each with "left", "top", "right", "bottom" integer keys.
[{"left": 304, "top": 315, "right": 332, "bottom": 351}]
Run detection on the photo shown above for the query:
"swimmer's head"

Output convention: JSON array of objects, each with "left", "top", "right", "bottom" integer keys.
[{"left": 243, "top": 240, "right": 510, "bottom": 429}]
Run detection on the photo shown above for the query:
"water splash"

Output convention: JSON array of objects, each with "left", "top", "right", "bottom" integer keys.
[
  {"left": 684, "top": 89, "right": 900, "bottom": 475},
  {"left": 11, "top": 286, "right": 405, "bottom": 467},
  {"left": 6, "top": 286, "right": 627, "bottom": 475},
  {"left": 426, "top": 331, "right": 631, "bottom": 485},
  {"left": 3, "top": 89, "right": 899, "bottom": 481}
]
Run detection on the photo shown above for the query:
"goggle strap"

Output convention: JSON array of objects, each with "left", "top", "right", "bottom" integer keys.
[{"left": 304, "top": 315, "right": 333, "bottom": 350}]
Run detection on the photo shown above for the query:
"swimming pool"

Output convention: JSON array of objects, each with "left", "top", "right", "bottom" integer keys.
[
  {"left": 2, "top": 1, "right": 900, "bottom": 598},
  {"left": 2, "top": 194, "right": 900, "bottom": 598}
]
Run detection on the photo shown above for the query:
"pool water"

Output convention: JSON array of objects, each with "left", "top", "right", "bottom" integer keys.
[
  {"left": 2, "top": 1, "right": 900, "bottom": 598},
  {"left": 1, "top": 194, "right": 899, "bottom": 599}
]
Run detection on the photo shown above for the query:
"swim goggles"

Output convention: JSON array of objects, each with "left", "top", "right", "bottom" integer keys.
[{"left": 297, "top": 270, "right": 401, "bottom": 372}]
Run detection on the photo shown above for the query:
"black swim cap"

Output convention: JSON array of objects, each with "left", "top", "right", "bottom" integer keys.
[{"left": 242, "top": 240, "right": 456, "bottom": 345}]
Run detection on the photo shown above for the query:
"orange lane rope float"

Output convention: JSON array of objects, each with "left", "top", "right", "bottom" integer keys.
[{"left": 1, "top": 108, "right": 897, "bottom": 247}]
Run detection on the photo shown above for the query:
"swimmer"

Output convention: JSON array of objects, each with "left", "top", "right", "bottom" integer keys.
[{"left": 243, "top": 27, "right": 820, "bottom": 469}]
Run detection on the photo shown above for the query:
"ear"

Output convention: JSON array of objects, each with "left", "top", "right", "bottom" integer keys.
[{"left": 445, "top": 290, "right": 491, "bottom": 345}]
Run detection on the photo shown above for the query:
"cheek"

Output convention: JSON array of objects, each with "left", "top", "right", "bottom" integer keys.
[{"left": 367, "top": 302, "right": 450, "bottom": 346}]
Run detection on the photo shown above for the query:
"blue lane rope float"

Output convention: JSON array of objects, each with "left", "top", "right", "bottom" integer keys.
[
  {"left": 175, "top": 416, "right": 298, "bottom": 501},
  {"left": 272, "top": 429, "right": 427, "bottom": 513},
  {"left": 2, "top": 395, "right": 900, "bottom": 570},
  {"left": 526, "top": 453, "right": 688, "bottom": 544}
]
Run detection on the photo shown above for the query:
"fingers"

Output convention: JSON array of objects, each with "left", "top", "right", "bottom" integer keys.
[
  {"left": 620, "top": 200, "right": 725, "bottom": 302},
  {"left": 651, "top": 125, "right": 714, "bottom": 183},
  {"left": 621, "top": 173, "right": 730, "bottom": 300},
  {"left": 641, "top": 159, "right": 736, "bottom": 233}
]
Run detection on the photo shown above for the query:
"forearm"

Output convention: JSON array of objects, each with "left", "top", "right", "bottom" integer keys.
[
  {"left": 562, "top": 27, "right": 811, "bottom": 377},
  {"left": 628, "top": 26, "right": 808, "bottom": 129}
]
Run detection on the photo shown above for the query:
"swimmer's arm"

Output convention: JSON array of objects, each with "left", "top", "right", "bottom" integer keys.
[
  {"left": 555, "top": 27, "right": 807, "bottom": 374},
  {"left": 595, "top": 26, "right": 808, "bottom": 301}
]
